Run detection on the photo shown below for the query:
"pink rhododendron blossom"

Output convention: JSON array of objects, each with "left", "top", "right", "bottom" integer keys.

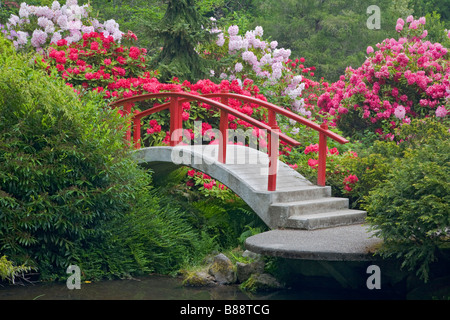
[
  {"left": 394, "top": 105, "right": 406, "bottom": 119},
  {"left": 228, "top": 25, "right": 239, "bottom": 36},
  {"left": 315, "top": 15, "right": 450, "bottom": 141},
  {"left": 435, "top": 106, "right": 447, "bottom": 117},
  {"left": 5, "top": 1, "right": 123, "bottom": 51}
]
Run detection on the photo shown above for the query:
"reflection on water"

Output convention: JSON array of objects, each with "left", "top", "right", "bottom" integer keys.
[
  {"left": 0, "top": 276, "right": 256, "bottom": 300},
  {"left": 1, "top": 274, "right": 448, "bottom": 300},
  {"left": 0, "top": 275, "right": 383, "bottom": 300}
]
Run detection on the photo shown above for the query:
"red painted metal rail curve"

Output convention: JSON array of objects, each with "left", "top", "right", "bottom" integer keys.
[{"left": 110, "top": 91, "right": 349, "bottom": 191}]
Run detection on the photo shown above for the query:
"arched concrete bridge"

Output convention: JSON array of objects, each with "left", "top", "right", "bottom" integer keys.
[
  {"left": 133, "top": 144, "right": 366, "bottom": 230},
  {"left": 110, "top": 91, "right": 380, "bottom": 261}
]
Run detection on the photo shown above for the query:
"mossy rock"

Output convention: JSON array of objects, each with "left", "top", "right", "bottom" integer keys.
[
  {"left": 182, "top": 270, "right": 217, "bottom": 287},
  {"left": 240, "top": 273, "right": 283, "bottom": 293},
  {"left": 208, "top": 253, "right": 236, "bottom": 284}
]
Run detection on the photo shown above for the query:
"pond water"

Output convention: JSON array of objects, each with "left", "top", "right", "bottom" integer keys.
[
  {"left": 1, "top": 264, "right": 449, "bottom": 301},
  {"left": 0, "top": 274, "right": 415, "bottom": 301},
  {"left": 0, "top": 276, "right": 252, "bottom": 300}
]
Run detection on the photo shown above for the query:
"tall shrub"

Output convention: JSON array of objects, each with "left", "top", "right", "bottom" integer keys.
[
  {"left": 0, "top": 34, "right": 152, "bottom": 278},
  {"left": 363, "top": 119, "right": 450, "bottom": 282},
  {"left": 147, "top": 0, "right": 216, "bottom": 82}
]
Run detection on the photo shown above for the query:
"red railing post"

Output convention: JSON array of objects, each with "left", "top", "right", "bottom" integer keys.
[
  {"left": 125, "top": 103, "right": 132, "bottom": 143},
  {"left": 169, "top": 96, "right": 182, "bottom": 146},
  {"left": 219, "top": 92, "right": 229, "bottom": 164},
  {"left": 133, "top": 110, "right": 141, "bottom": 149},
  {"left": 317, "top": 122, "right": 328, "bottom": 187},
  {"left": 267, "top": 110, "right": 279, "bottom": 191}
]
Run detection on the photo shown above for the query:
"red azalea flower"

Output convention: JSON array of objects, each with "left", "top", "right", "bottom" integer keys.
[
  {"left": 129, "top": 47, "right": 141, "bottom": 59},
  {"left": 203, "top": 181, "right": 214, "bottom": 190},
  {"left": 90, "top": 42, "right": 99, "bottom": 51},
  {"left": 307, "top": 158, "right": 319, "bottom": 169},
  {"left": 187, "top": 169, "right": 196, "bottom": 177},
  {"left": 117, "top": 56, "right": 127, "bottom": 65},
  {"left": 57, "top": 39, "right": 67, "bottom": 47},
  {"left": 69, "top": 53, "right": 78, "bottom": 61}
]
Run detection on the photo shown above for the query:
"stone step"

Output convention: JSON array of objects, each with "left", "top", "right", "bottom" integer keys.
[
  {"left": 270, "top": 197, "right": 350, "bottom": 218},
  {"left": 284, "top": 209, "right": 367, "bottom": 230},
  {"left": 258, "top": 186, "right": 332, "bottom": 203}
]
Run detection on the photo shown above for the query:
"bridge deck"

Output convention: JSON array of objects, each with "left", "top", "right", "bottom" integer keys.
[{"left": 170, "top": 144, "right": 314, "bottom": 191}]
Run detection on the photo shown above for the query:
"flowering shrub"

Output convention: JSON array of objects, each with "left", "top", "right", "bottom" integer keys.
[
  {"left": 3, "top": 0, "right": 123, "bottom": 51},
  {"left": 42, "top": 30, "right": 150, "bottom": 98},
  {"left": 41, "top": 33, "right": 270, "bottom": 148},
  {"left": 284, "top": 142, "right": 360, "bottom": 197},
  {"left": 317, "top": 16, "right": 450, "bottom": 141},
  {"left": 203, "top": 25, "right": 317, "bottom": 118},
  {"left": 185, "top": 169, "right": 237, "bottom": 201}
]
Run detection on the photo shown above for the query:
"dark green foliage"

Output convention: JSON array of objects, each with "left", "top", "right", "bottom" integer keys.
[
  {"left": 0, "top": 2, "right": 19, "bottom": 24},
  {"left": 410, "top": 0, "right": 450, "bottom": 21},
  {"left": 73, "top": 188, "right": 218, "bottom": 279},
  {"left": 0, "top": 36, "right": 149, "bottom": 278},
  {"left": 363, "top": 119, "right": 450, "bottom": 282},
  {"left": 250, "top": 0, "right": 414, "bottom": 81},
  {"left": 89, "top": 0, "right": 167, "bottom": 51},
  {"left": 145, "top": 0, "right": 217, "bottom": 82}
]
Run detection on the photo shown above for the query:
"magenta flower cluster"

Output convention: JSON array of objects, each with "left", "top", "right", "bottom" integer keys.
[{"left": 317, "top": 16, "right": 449, "bottom": 140}]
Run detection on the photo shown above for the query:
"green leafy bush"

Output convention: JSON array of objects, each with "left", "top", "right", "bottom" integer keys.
[
  {"left": 0, "top": 255, "right": 32, "bottom": 284},
  {"left": 340, "top": 118, "right": 449, "bottom": 208},
  {"left": 363, "top": 119, "right": 450, "bottom": 282},
  {"left": 73, "top": 187, "right": 219, "bottom": 279},
  {"left": 0, "top": 35, "right": 152, "bottom": 279}
]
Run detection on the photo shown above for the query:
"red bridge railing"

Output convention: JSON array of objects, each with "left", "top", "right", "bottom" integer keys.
[{"left": 110, "top": 92, "right": 349, "bottom": 191}]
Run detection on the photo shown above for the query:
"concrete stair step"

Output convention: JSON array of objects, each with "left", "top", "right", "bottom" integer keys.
[
  {"left": 285, "top": 209, "right": 367, "bottom": 230},
  {"left": 258, "top": 186, "right": 331, "bottom": 202},
  {"left": 270, "top": 197, "right": 350, "bottom": 217}
]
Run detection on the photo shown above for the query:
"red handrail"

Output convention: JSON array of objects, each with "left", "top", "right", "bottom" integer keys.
[
  {"left": 201, "top": 93, "right": 349, "bottom": 144},
  {"left": 201, "top": 93, "right": 349, "bottom": 186},
  {"left": 110, "top": 91, "right": 349, "bottom": 190},
  {"left": 110, "top": 92, "right": 299, "bottom": 144}
]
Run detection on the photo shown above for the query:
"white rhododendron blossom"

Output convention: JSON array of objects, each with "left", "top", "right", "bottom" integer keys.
[
  {"left": 209, "top": 25, "right": 310, "bottom": 116},
  {"left": 2, "top": 0, "right": 124, "bottom": 51}
]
